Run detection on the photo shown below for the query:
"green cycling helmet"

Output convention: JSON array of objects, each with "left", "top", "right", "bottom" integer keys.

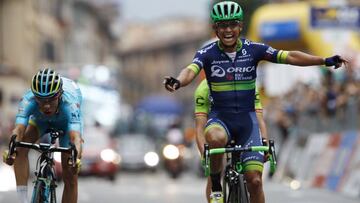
[{"left": 211, "top": 1, "right": 243, "bottom": 22}]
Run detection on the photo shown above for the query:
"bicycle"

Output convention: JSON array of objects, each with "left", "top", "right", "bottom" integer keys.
[
  {"left": 203, "top": 139, "right": 277, "bottom": 203},
  {"left": 6, "top": 129, "right": 77, "bottom": 203}
]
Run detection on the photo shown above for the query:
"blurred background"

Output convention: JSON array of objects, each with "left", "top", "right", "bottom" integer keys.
[{"left": 0, "top": 0, "right": 359, "bottom": 202}]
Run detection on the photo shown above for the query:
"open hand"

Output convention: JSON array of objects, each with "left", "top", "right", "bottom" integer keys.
[
  {"left": 325, "top": 55, "right": 349, "bottom": 69},
  {"left": 163, "top": 76, "right": 181, "bottom": 92}
]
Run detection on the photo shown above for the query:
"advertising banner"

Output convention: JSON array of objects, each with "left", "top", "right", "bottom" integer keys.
[
  {"left": 310, "top": 6, "right": 360, "bottom": 30},
  {"left": 326, "top": 131, "right": 358, "bottom": 191}
]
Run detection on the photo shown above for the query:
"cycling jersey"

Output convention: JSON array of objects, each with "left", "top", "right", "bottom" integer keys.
[
  {"left": 194, "top": 79, "right": 263, "bottom": 116},
  {"left": 190, "top": 39, "right": 286, "bottom": 171},
  {"left": 188, "top": 38, "right": 288, "bottom": 113},
  {"left": 15, "top": 77, "right": 83, "bottom": 147}
]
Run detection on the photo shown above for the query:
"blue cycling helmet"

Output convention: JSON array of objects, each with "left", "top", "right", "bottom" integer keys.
[{"left": 31, "top": 68, "right": 63, "bottom": 98}]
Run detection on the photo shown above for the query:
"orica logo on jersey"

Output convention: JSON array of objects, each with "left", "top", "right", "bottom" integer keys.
[{"left": 211, "top": 65, "right": 256, "bottom": 78}]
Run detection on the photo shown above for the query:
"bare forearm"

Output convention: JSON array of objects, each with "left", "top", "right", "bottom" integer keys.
[
  {"left": 195, "top": 116, "right": 207, "bottom": 154},
  {"left": 69, "top": 131, "right": 82, "bottom": 158},
  {"left": 177, "top": 68, "right": 197, "bottom": 87},
  {"left": 12, "top": 124, "right": 26, "bottom": 141},
  {"left": 256, "top": 112, "right": 268, "bottom": 140},
  {"left": 286, "top": 51, "right": 325, "bottom": 66}
]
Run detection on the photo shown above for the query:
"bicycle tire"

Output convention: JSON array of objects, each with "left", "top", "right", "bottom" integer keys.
[
  {"left": 31, "top": 165, "right": 57, "bottom": 203},
  {"left": 223, "top": 175, "right": 239, "bottom": 203},
  {"left": 238, "top": 174, "right": 250, "bottom": 203},
  {"left": 31, "top": 180, "right": 43, "bottom": 203}
]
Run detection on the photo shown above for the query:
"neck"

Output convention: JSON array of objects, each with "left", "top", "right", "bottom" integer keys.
[{"left": 218, "top": 39, "right": 242, "bottom": 53}]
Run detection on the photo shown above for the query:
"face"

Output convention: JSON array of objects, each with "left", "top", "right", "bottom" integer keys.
[
  {"left": 35, "top": 94, "right": 61, "bottom": 116},
  {"left": 213, "top": 20, "right": 242, "bottom": 51}
]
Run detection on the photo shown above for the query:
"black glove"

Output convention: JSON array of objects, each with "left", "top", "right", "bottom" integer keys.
[
  {"left": 325, "top": 55, "right": 343, "bottom": 69},
  {"left": 164, "top": 77, "right": 181, "bottom": 91}
]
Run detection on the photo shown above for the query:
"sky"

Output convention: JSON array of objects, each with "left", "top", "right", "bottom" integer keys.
[{"left": 119, "top": 0, "right": 209, "bottom": 23}]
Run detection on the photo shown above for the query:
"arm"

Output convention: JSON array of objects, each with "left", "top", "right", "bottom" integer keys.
[
  {"left": 164, "top": 67, "right": 197, "bottom": 92},
  {"left": 286, "top": 51, "right": 348, "bottom": 68},
  {"left": 286, "top": 51, "right": 324, "bottom": 66},
  {"left": 195, "top": 115, "right": 208, "bottom": 154},
  {"left": 69, "top": 130, "right": 82, "bottom": 159},
  {"left": 12, "top": 124, "right": 26, "bottom": 141},
  {"left": 256, "top": 111, "right": 268, "bottom": 141}
]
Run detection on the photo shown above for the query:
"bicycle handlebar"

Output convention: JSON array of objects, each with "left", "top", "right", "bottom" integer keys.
[
  {"left": 203, "top": 140, "right": 277, "bottom": 177},
  {"left": 7, "top": 134, "right": 77, "bottom": 167}
]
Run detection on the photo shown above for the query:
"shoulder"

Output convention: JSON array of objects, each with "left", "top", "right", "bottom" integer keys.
[
  {"left": 241, "top": 38, "right": 267, "bottom": 48},
  {"left": 62, "top": 77, "right": 80, "bottom": 90},
  {"left": 196, "top": 41, "right": 218, "bottom": 55}
]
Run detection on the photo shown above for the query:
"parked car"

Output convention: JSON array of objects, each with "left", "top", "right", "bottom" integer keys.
[
  {"left": 116, "top": 133, "right": 159, "bottom": 171},
  {"left": 54, "top": 123, "right": 120, "bottom": 181}
]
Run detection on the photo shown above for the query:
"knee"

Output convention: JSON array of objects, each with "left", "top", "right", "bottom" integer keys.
[
  {"left": 62, "top": 167, "right": 77, "bottom": 186},
  {"left": 205, "top": 129, "right": 227, "bottom": 147},
  {"left": 62, "top": 172, "right": 77, "bottom": 186},
  {"left": 246, "top": 174, "right": 262, "bottom": 191}
]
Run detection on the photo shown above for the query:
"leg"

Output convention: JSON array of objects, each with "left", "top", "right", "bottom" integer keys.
[
  {"left": 244, "top": 170, "right": 264, "bottom": 203},
  {"left": 14, "top": 124, "right": 39, "bottom": 186},
  {"left": 205, "top": 126, "right": 227, "bottom": 203},
  {"left": 61, "top": 152, "right": 78, "bottom": 203},
  {"left": 205, "top": 127, "right": 227, "bottom": 175},
  {"left": 206, "top": 177, "right": 211, "bottom": 203},
  {"left": 14, "top": 125, "right": 39, "bottom": 203}
]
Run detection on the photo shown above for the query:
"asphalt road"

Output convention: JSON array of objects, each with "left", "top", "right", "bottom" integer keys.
[{"left": 1, "top": 166, "right": 359, "bottom": 203}]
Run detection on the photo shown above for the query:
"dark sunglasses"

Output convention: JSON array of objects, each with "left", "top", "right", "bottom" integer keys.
[
  {"left": 215, "top": 20, "right": 241, "bottom": 29},
  {"left": 35, "top": 93, "right": 61, "bottom": 104}
]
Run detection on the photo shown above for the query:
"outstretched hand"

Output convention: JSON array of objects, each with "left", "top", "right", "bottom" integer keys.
[
  {"left": 163, "top": 76, "right": 180, "bottom": 92},
  {"left": 325, "top": 55, "right": 349, "bottom": 69}
]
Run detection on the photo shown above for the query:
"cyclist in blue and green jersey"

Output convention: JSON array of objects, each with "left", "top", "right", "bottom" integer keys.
[
  {"left": 194, "top": 79, "right": 267, "bottom": 203},
  {"left": 164, "top": 1, "right": 348, "bottom": 203},
  {"left": 3, "top": 68, "right": 83, "bottom": 203}
]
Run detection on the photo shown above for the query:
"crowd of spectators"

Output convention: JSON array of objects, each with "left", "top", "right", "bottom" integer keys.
[{"left": 264, "top": 64, "right": 360, "bottom": 144}]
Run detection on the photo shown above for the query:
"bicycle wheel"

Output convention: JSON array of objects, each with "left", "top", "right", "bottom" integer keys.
[
  {"left": 238, "top": 174, "right": 250, "bottom": 203},
  {"left": 31, "top": 179, "right": 57, "bottom": 203},
  {"left": 31, "top": 180, "right": 44, "bottom": 203},
  {"left": 223, "top": 176, "right": 239, "bottom": 203}
]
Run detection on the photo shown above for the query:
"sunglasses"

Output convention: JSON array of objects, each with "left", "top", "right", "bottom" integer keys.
[
  {"left": 215, "top": 20, "right": 241, "bottom": 29},
  {"left": 35, "top": 93, "right": 61, "bottom": 105}
]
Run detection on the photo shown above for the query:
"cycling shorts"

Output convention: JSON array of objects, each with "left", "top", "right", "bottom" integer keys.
[{"left": 205, "top": 111, "right": 264, "bottom": 172}]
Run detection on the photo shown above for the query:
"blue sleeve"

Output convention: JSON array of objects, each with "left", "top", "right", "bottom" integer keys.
[
  {"left": 65, "top": 102, "right": 82, "bottom": 133},
  {"left": 187, "top": 43, "right": 215, "bottom": 74},
  {"left": 15, "top": 94, "right": 35, "bottom": 126},
  {"left": 251, "top": 42, "right": 288, "bottom": 64}
]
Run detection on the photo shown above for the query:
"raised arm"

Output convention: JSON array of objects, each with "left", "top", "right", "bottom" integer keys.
[
  {"left": 164, "top": 67, "right": 197, "bottom": 92},
  {"left": 286, "top": 51, "right": 348, "bottom": 68},
  {"left": 286, "top": 51, "right": 324, "bottom": 66}
]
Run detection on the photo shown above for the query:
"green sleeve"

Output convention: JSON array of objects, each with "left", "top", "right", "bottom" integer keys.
[
  {"left": 254, "top": 87, "right": 263, "bottom": 110},
  {"left": 194, "top": 80, "right": 210, "bottom": 115}
]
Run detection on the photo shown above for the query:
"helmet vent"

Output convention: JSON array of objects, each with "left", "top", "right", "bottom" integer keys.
[
  {"left": 230, "top": 4, "right": 235, "bottom": 16},
  {"left": 224, "top": 4, "right": 228, "bottom": 17}
]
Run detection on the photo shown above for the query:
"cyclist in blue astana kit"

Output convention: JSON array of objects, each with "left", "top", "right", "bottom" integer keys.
[
  {"left": 2, "top": 68, "right": 83, "bottom": 203},
  {"left": 195, "top": 79, "right": 268, "bottom": 203},
  {"left": 163, "top": 1, "right": 348, "bottom": 203}
]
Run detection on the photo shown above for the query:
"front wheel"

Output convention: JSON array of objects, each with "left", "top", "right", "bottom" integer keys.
[
  {"left": 31, "top": 180, "right": 57, "bottom": 203},
  {"left": 223, "top": 173, "right": 249, "bottom": 203},
  {"left": 238, "top": 174, "right": 250, "bottom": 203}
]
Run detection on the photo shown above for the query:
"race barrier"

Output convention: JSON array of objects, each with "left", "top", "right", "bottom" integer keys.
[{"left": 276, "top": 130, "right": 360, "bottom": 198}]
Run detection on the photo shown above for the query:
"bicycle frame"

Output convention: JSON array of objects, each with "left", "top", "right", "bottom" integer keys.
[
  {"left": 203, "top": 140, "right": 277, "bottom": 203},
  {"left": 8, "top": 132, "right": 76, "bottom": 203}
]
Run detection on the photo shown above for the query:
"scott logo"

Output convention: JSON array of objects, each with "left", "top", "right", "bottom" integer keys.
[{"left": 210, "top": 65, "right": 255, "bottom": 78}]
